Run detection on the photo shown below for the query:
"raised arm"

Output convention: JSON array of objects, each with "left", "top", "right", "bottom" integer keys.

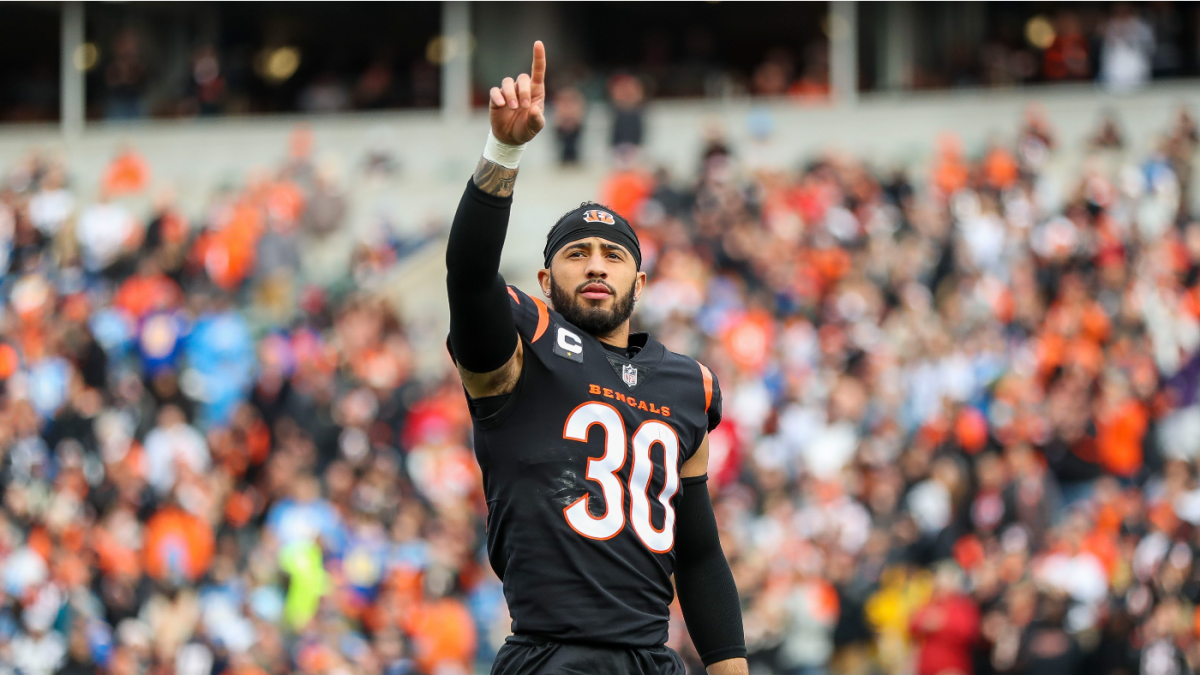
[{"left": 446, "top": 41, "right": 547, "bottom": 399}]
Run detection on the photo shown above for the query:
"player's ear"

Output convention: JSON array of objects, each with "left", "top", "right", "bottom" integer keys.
[
  {"left": 537, "top": 268, "right": 552, "bottom": 299},
  {"left": 634, "top": 270, "right": 647, "bottom": 302}
]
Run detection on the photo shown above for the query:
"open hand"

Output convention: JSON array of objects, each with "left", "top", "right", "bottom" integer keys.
[{"left": 489, "top": 41, "right": 547, "bottom": 145}]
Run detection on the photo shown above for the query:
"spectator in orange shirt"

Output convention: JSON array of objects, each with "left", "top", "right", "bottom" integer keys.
[
  {"left": 102, "top": 146, "right": 151, "bottom": 196},
  {"left": 113, "top": 258, "right": 183, "bottom": 320},
  {"left": 983, "top": 143, "right": 1019, "bottom": 191},
  {"left": 404, "top": 575, "right": 478, "bottom": 675},
  {"left": 142, "top": 505, "right": 215, "bottom": 583},
  {"left": 600, "top": 167, "right": 654, "bottom": 228},
  {"left": 1095, "top": 373, "right": 1148, "bottom": 479},
  {"left": 932, "top": 134, "right": 969, "bottom": 198}
]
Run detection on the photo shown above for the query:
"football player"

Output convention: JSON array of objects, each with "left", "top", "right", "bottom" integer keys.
[{"left": 446, "top": 41, "right": 747, "bottom": 675}]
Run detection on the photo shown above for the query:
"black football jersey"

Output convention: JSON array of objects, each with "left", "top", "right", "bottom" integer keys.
[{"left": 465, "top": 285, "right": 722, "bottom": 648}]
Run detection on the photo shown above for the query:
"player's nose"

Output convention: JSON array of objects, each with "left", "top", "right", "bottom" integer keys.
[{"left": 584, "top": 252, "right": 609, "bottom": 278}]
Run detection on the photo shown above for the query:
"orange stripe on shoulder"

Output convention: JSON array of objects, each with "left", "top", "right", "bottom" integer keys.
[
  {"left": 507, "top": 286, "right": 521, "bottom": 304},
  {"left": 530, "top": 295, "right": 549, "bottom": 343},
  {"left": 697, "top": 362, "right": 713, "bottom": 413}
]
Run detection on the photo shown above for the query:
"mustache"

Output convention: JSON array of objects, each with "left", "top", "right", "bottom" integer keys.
[{"left": 575, "top": 280, "right": 616, "bottom": 294}]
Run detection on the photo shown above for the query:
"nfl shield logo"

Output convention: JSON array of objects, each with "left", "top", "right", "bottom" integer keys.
[{"left": 621, "top": 363, "right": 638, "bottom": 388}]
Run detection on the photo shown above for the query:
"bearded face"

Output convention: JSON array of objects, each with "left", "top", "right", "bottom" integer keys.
[
  {"left": 540, "top": 236, "right": 643, "bottom": 339},
  {"left": 549, "top": 274, "right": 637, "bottom": 338}
]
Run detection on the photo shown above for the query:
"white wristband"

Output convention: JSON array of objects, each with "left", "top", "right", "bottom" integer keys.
[{"left": 483, "top": 130, "right": 526, "bottom": 169}]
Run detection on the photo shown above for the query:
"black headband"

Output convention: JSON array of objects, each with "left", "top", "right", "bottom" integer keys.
[{"left": 543, "top": 206, "right": 641, "bottom": 270}]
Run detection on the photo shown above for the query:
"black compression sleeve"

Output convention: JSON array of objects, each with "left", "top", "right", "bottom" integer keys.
[
  {"left": 674, "top": 474, "right": 746, "bottom": 666},
  {"left": 446, "top": 179, "right": 519, "bottom": 375}
]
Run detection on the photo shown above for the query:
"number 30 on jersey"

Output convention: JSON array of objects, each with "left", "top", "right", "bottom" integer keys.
[{"left": 561, "top": 402, "right": 680, "bottom": 553}]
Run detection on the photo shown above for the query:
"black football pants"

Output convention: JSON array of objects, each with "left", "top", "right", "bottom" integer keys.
[{"left": 492, "top": 635, "right": 686, "bottom": 675}]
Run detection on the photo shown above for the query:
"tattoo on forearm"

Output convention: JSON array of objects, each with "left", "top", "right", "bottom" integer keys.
[{"left": 473, "top": 157, "right": 519, "bottom": 198}]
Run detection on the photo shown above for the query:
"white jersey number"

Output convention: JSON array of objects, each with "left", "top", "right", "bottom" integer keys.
[{"left": 562, "top": 402, "right": 681, "bottom": 551}]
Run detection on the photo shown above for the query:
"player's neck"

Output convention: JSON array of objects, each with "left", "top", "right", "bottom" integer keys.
[{"left": 594, "top": 323, "right": 631, "bottom": 349}]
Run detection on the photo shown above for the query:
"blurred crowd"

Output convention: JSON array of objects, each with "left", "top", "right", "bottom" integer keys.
[
  {"left": 605, "top": 102, "right": 1200, "bottom": 675},
  {"left": 886, "top": 2, "right": 1183, "bottom": 93},
  {"left": 747, "top": 2, "right": 1189, "bottom": 97},
  {"left": 3, "top": 66, "right": 1200, "bottom": 675},
  {"left": 6, "top": 3, "right": 1196, "bottom": 124},
  {"left": 0, "top": 128, "right": 456, "bottom": 675}
]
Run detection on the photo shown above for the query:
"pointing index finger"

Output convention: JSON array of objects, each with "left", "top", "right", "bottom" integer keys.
[{"left": 531, "top": 40, "right": 547, "bottom": 87}]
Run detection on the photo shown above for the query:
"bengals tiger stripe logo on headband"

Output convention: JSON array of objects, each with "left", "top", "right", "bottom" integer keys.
[{"left": 582, "top": 210, "right": 616, "bottom": 225}]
